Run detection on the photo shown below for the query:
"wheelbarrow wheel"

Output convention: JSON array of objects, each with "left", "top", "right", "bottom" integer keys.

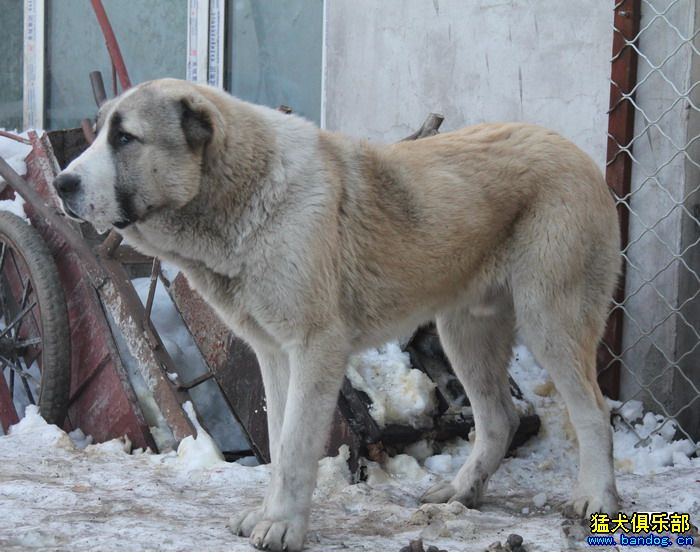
[{"left": 0, "top": 211, "right": 70, "bottom": 428}]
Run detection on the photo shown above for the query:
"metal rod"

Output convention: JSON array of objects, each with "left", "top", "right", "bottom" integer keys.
[
  {"left": 98, "top": 231, "right": 123, "bottom": 258},
  {"left": 176, "top": 372, "right": 216, "bottom": 391},
  {"left": 89, "top": 71, "right": 107, "bottom": 107},
  {"left": 111, "top": 62, "right": 118, "bottom": 96},
  {"left": 144, "top": 258, "right": 160, "bottom": 318},
  {"left": 80, "top": 119, "right": 96, "bottom": 144},
  {"left": 90, "top": 0, "right": 132, "bottom": 91},
  {"left": 0, "top": 301, "right": 37, "bottom": 340},
  {"left": 0, "top": 131, "right": 31, "bottom": 145}
]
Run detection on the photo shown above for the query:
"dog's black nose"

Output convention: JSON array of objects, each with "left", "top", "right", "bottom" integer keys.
[{"left": 53, "top": 173, "right": 81, "bottom": 198}]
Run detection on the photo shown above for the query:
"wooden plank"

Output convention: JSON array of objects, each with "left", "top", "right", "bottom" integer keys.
[{"left": 599, "top": 0, "right": 641, "bottom": 399}]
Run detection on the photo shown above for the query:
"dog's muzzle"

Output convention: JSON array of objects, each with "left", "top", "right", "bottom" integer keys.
[{"left": 53, "top": 173, "right": 84, "bottom": 221}]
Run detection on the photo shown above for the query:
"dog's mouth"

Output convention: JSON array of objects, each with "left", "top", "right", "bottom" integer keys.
[
  {"left": 61, "top": 201, "right": 85, "bottom": 223},
  {"left": 113, "top": 219, "right": 132, "bottom": 229}
]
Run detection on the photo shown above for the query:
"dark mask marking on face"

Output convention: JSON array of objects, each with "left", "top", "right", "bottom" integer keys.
[
  {"left": 115, "top": 187, "right": 137, "bottom": 228},
  {"left": 108, "top": 111, "right": 123, "bottom": 150}
]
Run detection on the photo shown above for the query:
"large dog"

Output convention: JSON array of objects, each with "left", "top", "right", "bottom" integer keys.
[{"left": 54, "top": 78, "right": 620, "bottom": 551}]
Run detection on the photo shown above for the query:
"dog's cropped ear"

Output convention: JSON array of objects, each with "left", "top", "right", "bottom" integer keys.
[{"left": 179, "top": 94, "right": 214, "bottom": 150}]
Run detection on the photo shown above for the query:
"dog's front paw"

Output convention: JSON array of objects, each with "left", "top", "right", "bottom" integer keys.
[
  {"left": 564, "top": 487, "right": 620, "bottom": 518},
  {"left": 228, "top": 507, "right": 264, "bottom": 537},
  {"left": 250, "top": 516, "right": 306, "bottom": 551}
]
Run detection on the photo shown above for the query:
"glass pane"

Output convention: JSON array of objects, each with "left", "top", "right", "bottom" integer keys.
[
  {"left": 0, "top": 0, "right": 24, "bottom": 130},
  {"left": 45, "top": 0, "right": 187, "bottom": 130},
  {"left": 226, "top": 0, "right": 323, "bottom": 125}
]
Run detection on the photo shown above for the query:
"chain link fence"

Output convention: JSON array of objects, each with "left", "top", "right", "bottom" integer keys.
[{"left": 603, "top": 0, "right": 700, "bottom": 446}]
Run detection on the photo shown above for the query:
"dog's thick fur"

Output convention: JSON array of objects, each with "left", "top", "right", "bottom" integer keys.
[{"left": 55, "top": 79, "right": 620, "bottom": 551}]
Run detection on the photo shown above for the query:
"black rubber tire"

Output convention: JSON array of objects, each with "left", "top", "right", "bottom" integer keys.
[{"left": 0, "top": 211, "right": 71, "bottom": 426}]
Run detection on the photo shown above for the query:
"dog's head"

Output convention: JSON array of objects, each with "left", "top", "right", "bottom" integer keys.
[{"left": 53, "top": 79, "right": 219, "bottom": 233}]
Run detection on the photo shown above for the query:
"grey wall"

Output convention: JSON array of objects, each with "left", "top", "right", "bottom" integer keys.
[
  {"left": 324, "top": 1, "right": 612, "bottom": 167},
  {"left": 45, "top": 0, "right": 187, "bottom": 130},
  {"left": 0, "top": 0, "right": 24, "bottom": 130},
  {"left": 226, "top": 0, "right": 323, "bottom": 124}
]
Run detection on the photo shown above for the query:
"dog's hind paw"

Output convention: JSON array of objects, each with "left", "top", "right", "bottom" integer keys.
[
  {"left": 250, "top": 516, "right": 306, "bottom": 551},
  {"left": 563, "top": 488, "right": 620, "bottom": 519},
  {"left": 421, "top": 477, "right": 485, "bottom": 508},
  {"left": 420, "top": 481, "right": 458, "bottom": 504},
  {"left": 228, "top": 507, "right": 264, "bottom": 538}
]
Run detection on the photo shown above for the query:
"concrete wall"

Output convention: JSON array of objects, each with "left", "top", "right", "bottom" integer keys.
[{"left": 323, "top": 1, "right": 613, "bottom": 168}]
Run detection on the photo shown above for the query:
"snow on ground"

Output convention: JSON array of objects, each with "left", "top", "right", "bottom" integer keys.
[
  {"left": 0, "top": 130, "right": 32, "bottom": 220},
  {"left": 0, "top": 345, "right": 698, "bottom": 551}
]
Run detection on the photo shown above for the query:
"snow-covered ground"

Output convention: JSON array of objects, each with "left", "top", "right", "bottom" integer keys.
[{"left": 1, "top": 345, "right": 697, "bottom": 552}]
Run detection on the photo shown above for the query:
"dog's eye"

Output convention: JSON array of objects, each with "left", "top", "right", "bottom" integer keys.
[{"left": 118, "top": 131, "right": 135, "bottom": 145}]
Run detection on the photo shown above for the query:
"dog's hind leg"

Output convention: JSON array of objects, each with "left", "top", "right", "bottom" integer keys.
[
  {"left": 422, "top": 294, "right": 519, "bottom": 507},
  {"left": 516, "top": 293, "right": 619, "bottom": 517}
]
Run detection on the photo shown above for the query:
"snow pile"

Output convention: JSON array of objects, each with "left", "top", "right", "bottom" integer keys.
[
  {"left": 176, "top": 401, "right": 226, "bottom": 471},
  {"left": 68, "top": 428, "right": 94, "bottom": 449},
  {"left": 384, "top": 453, "right": 429, "bottom": 480},
  {"left": 507, "top": 345, "right": 697, "bottom": 475},
  {"left": 8, "top": 405, "right": 73, "bottom": 450},
  {"left": 315, "top": 444, "right": 352, "bottom": 498},
  {"left": 347, "top": 341, "right": 437, "bottom": 428},
  {"left": 424, "top": 454, "right": 454, "bottom": 474},
  {"left": 86, "top": 435, "right": 132, "bottom": 455},
  {"left": 609, "top": 399, "right": 698, "bottom": 475}
]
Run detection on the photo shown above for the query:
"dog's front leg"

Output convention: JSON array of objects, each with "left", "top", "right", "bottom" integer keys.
[
  {"left": 249, "top": 331, "right": 348, "bottom": 551},
  {"left": 229, "top": 347, "right": 290, "bottom": 539},
  {"left": 256, "top": 347, "right": 290, "bottom": 465}
]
